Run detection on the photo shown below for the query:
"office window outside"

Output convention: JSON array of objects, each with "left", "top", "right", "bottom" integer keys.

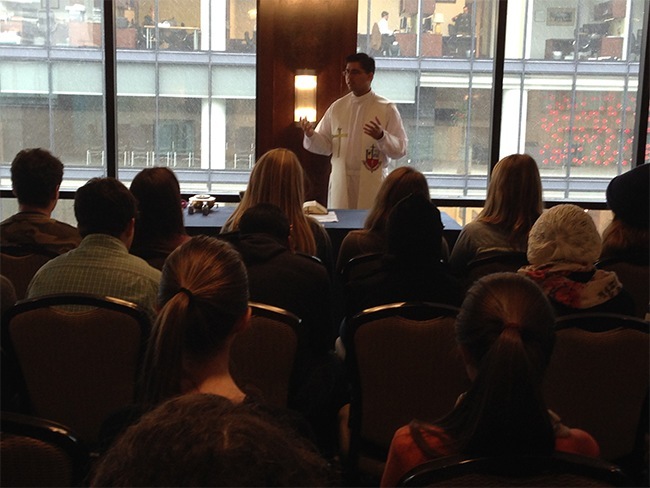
[
  {"left": 509, "top": 0, "right": 645, "bottom": 201},
  {"left": 0, "top": 0, "right": 646, "bottom": 204},
  {"left": 0, "top": 0, "right": 257, "bottom": 195},
  {"left": 114, "top": 0, "right": 257, "bottom": 191},
  {"left": 357, "top": 0, "right": 646, "bottom": 202}
]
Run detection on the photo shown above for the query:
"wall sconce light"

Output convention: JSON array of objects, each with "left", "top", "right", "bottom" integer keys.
[
  {"left": 433, "top": 13, "right": 445, "bottom": 35},
  {"left": 294, "top": 69, "right": 317, "bottom": 123}
]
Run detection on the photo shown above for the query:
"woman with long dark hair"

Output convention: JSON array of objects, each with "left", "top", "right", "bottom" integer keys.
[
  {"left": 380, "top": 273, "right": 599, "bottom": 487},
  {"left": 336, "top": 166, "right": 431, "bottom": 272}
]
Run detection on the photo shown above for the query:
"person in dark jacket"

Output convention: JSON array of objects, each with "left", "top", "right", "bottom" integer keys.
[{"left": 221, "top": 203, "right": 346, "bottom": 457}]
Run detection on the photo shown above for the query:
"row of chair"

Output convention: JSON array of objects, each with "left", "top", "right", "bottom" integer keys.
[
  {"left": 1, "top": 295, "right": 301, "bottom": 448},
  {"left": 342, "top": 302, "right": 649, "bottom": 484},
  {"left": 0, "top": 414, "right": 633, "bottom": 487},
  {"left": 340, "top": 250, "right": 649, "bottom": 317},
  {"left": 2, "top": 294, "right": 648, "bottom": 485}
]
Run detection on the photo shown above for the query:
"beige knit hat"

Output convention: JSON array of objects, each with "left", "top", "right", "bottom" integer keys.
[{"left": 527, "top": 204, "right": 601, "bottom": 265}]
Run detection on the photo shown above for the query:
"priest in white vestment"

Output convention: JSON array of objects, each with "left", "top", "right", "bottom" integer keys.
[{"left": 301, "top": 53, "right": 408, "bottom": 209}]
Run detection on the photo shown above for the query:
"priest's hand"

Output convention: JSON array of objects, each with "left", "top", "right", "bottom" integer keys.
[
  {"left": 300, "top": 117, "right": 315, "bottom": 137},
  {"left": 364, "top": 117, "right": 384, "bottom": 140}
]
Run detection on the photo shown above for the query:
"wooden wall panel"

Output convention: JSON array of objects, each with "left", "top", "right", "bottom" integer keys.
[{"left": 256, "top": 0, "right": 358, "bottom": 205}]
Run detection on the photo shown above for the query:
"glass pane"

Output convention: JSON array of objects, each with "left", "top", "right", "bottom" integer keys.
[
  {"left": 525, "top": 0, "right": 641, "bottom": 62},
  {"left": 504, "top": 0, "right": 646, "bottom": 201},
  {"left": 115, "top": 0, "right": 256, "bottom": 194},
  {"left": 0, "top": 0, "right": 107, "bottom": 190},
  {"left": 358, "top": 0, "right": 493, "bottom": 59},
  {"left": 357, "top": 0, "right": 497, "bottom": 201}
]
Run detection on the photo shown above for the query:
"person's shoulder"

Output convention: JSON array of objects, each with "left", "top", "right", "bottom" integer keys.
[
  {"left": 332, "top": 92, "right": 355, "bottom": 105},
  {"left": 0, "top": 214, "right": 17, "bottom": 227},
  {"left": 294, "top": 252, "right": 328, "bottom": 274},
  {"left": 307, "top": 216, "right": 330, "bottom": 239},
  {"left": 370, "top": 91, "right": 398, "bottom": 107},
  {"left": 555, "top": 428, "right": 600, "bottom": 458},
  {"left": 392, "top": 424, "right": 415, "bottom": 445}
]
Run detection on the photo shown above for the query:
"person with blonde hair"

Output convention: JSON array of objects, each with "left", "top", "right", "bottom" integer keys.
[
  {"left": 222, "top": 148, "right": 332, "bottom": 267},
  {"left": 381, "top": 273, "right": 599, "bottom": 487},
  {"left": 139, "top": 236, "right": 251, "bottom": 407},
  {"left": 449, "top": 154, "right": 543, "bottom": 275},
  {"left": 336, "top": 165, "right": 431, "bottom": 272}
]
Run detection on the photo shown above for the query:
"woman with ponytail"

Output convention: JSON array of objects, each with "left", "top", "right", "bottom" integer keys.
[
  {"left": 380, "top": 273, "right": 599, "bottom": 487},
  {"left": 139, "top": 235, "right": 251, "bottom": 407}
]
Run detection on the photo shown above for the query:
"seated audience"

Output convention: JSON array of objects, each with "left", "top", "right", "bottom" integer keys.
[
  {"left": 345, "top": 193, "right": 462, "bottom": 319},
  {"left": 336, "top": 166, "right": 437, "bottom": 273},
  {"left": 519, "top": 204, "right": 635, "bottom": 317},
  {"left": 139, "top": 236, "right": 251, "bottom": 407},
  {"left": 91, "top": 393, "right": 333, "bottom": 487},
  {"left": 449, "top": 153, "right": 542, "bottom": 275},
  {"left": 228, "top": 203, "right": 333, "bottom": 356},
  {"left": 221, "top": 148, "right": 333, "bottom": 271},
  {"left": 600, "top": 164, "right": 649, "bottom": 317},
  {"left": 129, "top": 167, "right": 190, "bottom": 269},
  {"left": 380, "top": 273, "right": 599, "bottom": 487},
  {"left": 341, "top": 194, "right": 462, "bottom": 354},
  {"left": 601, "top": 163, "right": 649, "bottom": 260},
  {"left": 229, "top": 203, "right": 347, "bottom": 457},
  {"left": 1, "top": 148, "right": 80, "bottom": 254},
  {"left": 27, "top": 177, "right": 161, "bottom": 319}
]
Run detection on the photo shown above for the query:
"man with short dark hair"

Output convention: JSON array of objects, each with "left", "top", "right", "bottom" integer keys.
[
  {"left": 1, "top": 148, "right": 81, "bottom": 255},
  {"left": 28, "top": 177, "right": 161, "bottom": 319},
  {"left": 301, "top": 52, "right": 407, "bottom": 209}
]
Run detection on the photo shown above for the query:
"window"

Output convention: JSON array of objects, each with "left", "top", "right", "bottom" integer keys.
[
  {"left": 357, "top": 0, "right": 647, "bottom": 203},
  {"left": 0, "top": 0, "right": 257, "bottom": 197},
  {"left": 0, "top": 0, "right": 647, "bottom": 216}
]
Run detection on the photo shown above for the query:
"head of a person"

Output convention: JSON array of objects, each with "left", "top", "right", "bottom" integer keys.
[
  {"left": 527, "top": 204, "right": 601, "bottom": 266},
  {"left": 386, "top": 193, "right": 443, "bottom": 263},
  {"left": 140, "top": 236, "right": 250, "bottom": 405},
  {"left": 479, "top": 154, "right": 543, "bottom": 247},
  {"left": 11, "top": 148, "right": 64, "bottom": 209},
  {"left": 345, "top": 53, "right": 375, "bottom": 96},
  {"left": 232, "top": 148, "right": 316, "bottom": 255},
  {"left": 365, "top": 166, "right": 430, "bottom": 233},
  {"left": 442, "top": 272, "right": 556, "bottom": 456},
  {"left": 241, "top": 148, "right": 306, "bottom": 217},
  {"left": 239, "top": 203, "right": 291, "bottom": 246},
  {"left": 130, "top": 167, "right": 185, "bottom": 240},
  {"left": 90, "top": 393, "right": 332, "bottom": 487},
  {"left": 74, "top": 177, "right": 137, "bottom": 239},
  {"left": 381, "top": 10, "right": 389, "bottom": 19},
  {"left": 602, "top": 164, "right": 649, "bottom": 257}
]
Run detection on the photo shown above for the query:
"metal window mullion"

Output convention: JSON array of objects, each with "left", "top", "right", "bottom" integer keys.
[
  {"left": 632, "top": 1, "right": 649, "bottom": 166},
  {"left": 104, "top": 0, "right": 117, "bottom": 177},
  {"left": 487, "top": 0, "right": 508, "bottom": 178}
]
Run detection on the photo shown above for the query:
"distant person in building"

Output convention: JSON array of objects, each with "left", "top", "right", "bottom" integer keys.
[
  {"left": 301, "top": 52, "right": 408, "bottom": 209},
  {"left": 1, "top": 148, "right": 81, "bottom": 255},
  {"left": 452, "top": 4, "right": 471, "bottom": 35},
  {"left": 27, "top": 177, "right": 161, "bottom": 320},
  {"left": 377, "top": 11, "right": 397, "bottom": 55}
]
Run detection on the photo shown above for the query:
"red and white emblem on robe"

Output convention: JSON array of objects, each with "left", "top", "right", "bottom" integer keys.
[{"left": 364, "top": 145, "right": 381, "bottom": 172}]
